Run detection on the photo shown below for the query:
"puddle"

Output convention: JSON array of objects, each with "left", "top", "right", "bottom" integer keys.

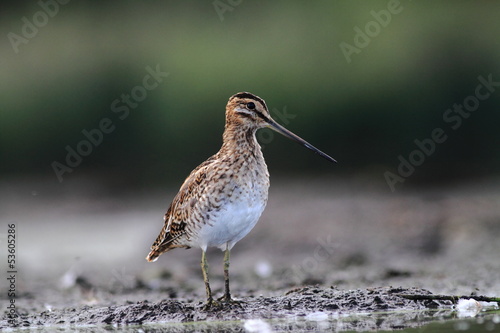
[
  {"left": 155, "top": 310, "right": 500, "bottom": 332},
  {"left": 4, "top": 309, "right": 499, "bottom": 332}
]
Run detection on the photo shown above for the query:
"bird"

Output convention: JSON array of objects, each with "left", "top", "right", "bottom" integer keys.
[{"left": 146, "top": 92, "right": 336, "bottom": 308}]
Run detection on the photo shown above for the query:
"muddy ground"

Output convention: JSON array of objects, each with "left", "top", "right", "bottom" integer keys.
[{"left": 1, "top": 176, "right": 499, "bottom": 331}]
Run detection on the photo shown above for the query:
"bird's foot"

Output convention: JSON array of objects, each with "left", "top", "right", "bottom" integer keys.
[
  {"left": 202, "top": 295, "right": 245, "bottom": 310},
  {"left": 218, "top": 294, "right": 245, "bottom": 307},
  {"left": 202, "top": 297, "right": 221, "bottom": 311}
]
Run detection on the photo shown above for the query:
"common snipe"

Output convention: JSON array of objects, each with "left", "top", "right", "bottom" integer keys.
[{"left": 146, "top": 92, "right": 335, "bottom": 307}]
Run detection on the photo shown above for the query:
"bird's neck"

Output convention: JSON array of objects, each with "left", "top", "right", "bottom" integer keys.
[{"left": 220, "top": 125, "right": 263, "bottom": 160}]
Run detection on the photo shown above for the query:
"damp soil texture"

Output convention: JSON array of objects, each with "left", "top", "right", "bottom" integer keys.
[{"left": 1, "top": 177, "right": 500, "bottom": 331}]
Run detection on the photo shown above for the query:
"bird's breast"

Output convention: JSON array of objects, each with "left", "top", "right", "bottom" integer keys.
[{"left": 192, "top": 156, "right": 270, "bottom": 251}]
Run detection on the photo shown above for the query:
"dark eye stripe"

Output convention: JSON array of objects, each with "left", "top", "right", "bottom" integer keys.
[
  {"left": 255, "top": 110, "right": 269, "bottom": 122},
  {"left": 238, "top": 111, "right": 253, "bottom": 118}
]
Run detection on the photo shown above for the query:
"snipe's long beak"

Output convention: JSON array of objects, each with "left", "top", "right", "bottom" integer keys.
[{"left": 265, "top": 117, "right": 337, "bottom": 163}]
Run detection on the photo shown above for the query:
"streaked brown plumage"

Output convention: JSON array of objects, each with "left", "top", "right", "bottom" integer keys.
[{"left": 146, "top": 92, "right": 335, "bottom": 307}]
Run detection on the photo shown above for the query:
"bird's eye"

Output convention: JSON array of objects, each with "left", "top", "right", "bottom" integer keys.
[{"left": 246, "top": 102, "right": 256, "bottom": 110}]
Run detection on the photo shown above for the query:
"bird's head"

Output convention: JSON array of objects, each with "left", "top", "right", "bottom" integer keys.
[{"left": 225, "top": 92, "right": 336, "bottom": 163}]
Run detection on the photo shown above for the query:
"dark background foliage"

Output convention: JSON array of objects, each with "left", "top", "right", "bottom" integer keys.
[{"left": 1, "top": 0, "right": 499, "bottom": 189}]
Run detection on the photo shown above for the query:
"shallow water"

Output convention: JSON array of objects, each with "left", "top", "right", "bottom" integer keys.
[
  {"left": 139, "top": 311, "right": 500, "bottom": 332},
  {"left": 6, "top": 309, "right": 499, "bottom": 332}
]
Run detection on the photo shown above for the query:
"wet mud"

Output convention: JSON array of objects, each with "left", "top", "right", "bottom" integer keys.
[
  {"left": 1, "top": 178, "right": 499, "bottom": 331},
  {"left": 3, "top": 286, "right": 451, "bottom": 330}
]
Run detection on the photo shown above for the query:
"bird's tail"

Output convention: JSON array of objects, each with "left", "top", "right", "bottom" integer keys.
[
  {"left": 146, "top": 227, "right": 185, "bottom": 262},
  {"left": 145, "top": 250, "right": 161, "bottom": 262},
  {"left": 145, "top": 240, "right": 179, "bottom": 262},
  {"left": 145, "top": 224, "right": 171, "bottom": 262}
]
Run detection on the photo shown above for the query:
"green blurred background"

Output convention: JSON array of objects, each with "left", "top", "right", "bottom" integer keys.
[{"left": 1, "top": 0, "right": 499, "bottom": 190}]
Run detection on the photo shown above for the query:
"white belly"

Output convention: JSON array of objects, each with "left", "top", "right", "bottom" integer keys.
[{"left": 194, "top": 196, "right": 266, "bottom": 251}]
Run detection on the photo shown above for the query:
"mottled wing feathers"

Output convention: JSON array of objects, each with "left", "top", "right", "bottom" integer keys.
[
  {"left": 145, "top": 205, "right": 183, "bottom": 262},
  {"left": 145, "top": 156, "right": 215, "bottom": 262}
]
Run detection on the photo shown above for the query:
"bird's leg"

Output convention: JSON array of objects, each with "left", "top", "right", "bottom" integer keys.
[
  {"left": 201, "top": 250, "right": 213, "bottom": 306},
  {"left": 223, "top": 247, "right": 231, "bottom": 302},
  {"left": 218, "top": 246, "right": 244, "bottom": 306}
]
